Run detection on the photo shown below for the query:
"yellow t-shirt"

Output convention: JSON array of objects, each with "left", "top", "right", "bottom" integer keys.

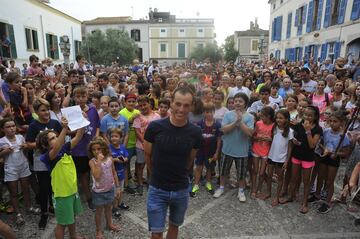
[{"left": 119, "top": 108, "right": 140, "bottom": 148}]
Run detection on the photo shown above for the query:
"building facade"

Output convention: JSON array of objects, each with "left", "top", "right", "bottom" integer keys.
[
  {"left": 268, "top": 0, "right": 360, "bottom": 62},
  {"left": 148, "top": 9, "right": 216, "bottom": 64},
  {"left": 82, "top": 17, "right": 150, "bottom": 62},
  {"left": 0, "top": 0, "right": 82, "bottom": 65},
  {"left": 234, "top": 19, "right": 269, "bottom": 61}
]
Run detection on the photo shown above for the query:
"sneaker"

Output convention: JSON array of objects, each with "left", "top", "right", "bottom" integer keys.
[
  {"left": 112, "top": 207, "right": 121, "bottom": 218},
  {"left": 192, "top": 184, "right": 200, "bottom": 193},
  {"left": 137, "top": 185, "right": 143, "bottom": 196},
  {"left": 308, "top": 195, "right": 320, "bottom": 203},
  {"left": 205, "top": 182, "right": 213, "bottom": 193},
  {"left": 16, "top": 213, "right": 25, "bottom": 226},
  {"left": 317, "top": 202, "right": 331, "bottom": 214},
  {"left": 238, "top": 190, "right": 246, "bottom": 202},
  {"left": 320, "top": 189, "right": 328, "bottom": 200},
  {"left": 213, "top": 188, "right": 224, "bottom": 198},
  {"left": 38, "top": 214, "right": 48, "bottom": 230},
  {"left": 87, "top": 199, "right": 95, "bottom": 211},
  {"left": 118, "top": 202, "right": 130, "bottom": 210}
]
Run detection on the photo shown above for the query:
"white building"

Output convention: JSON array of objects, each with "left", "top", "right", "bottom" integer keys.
[
  {"left": 82, "top": 17, "right": 150, "bottom": 62},
  {"left": 0, "top": 0, "right": 82, "bottom": 65},
  {"left": 268, "top": 0, "right": 360, "bottom": 62}
]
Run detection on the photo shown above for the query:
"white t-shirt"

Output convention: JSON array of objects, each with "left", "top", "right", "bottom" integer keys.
[
  {"left": 268, "top": 127, "right": 294, "bottom": 163},
  {"left": 269, "top": 95, "right": 284, "bottom": 108},
  {"left": 228, "top": 86, "right": 251, "bottom": 98},
  {"left": 302, "top": 80, "right": 317, "bottom": 93},
  {"left": 214, "top": 106, "right": 229, "bottom": 123},
  {"left": 0, "top": 135, "right": 28, "bottom": 167}
]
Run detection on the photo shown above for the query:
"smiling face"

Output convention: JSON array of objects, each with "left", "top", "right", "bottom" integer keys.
[
  {"left": 37, "top": 104, "right": 50, "bottom": 122},
  {"left": 170, "top": 91, "right": 193, "bottom": 123}
]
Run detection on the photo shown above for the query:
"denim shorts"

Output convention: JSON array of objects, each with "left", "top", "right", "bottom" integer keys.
[
  {"left": 92, "top": 186, "right": 115, "bottom": 206},
  {"left": 147, "top": 185, "right": 189, "bottom": 233}
]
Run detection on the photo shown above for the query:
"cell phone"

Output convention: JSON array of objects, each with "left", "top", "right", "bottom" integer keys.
[{"left": 117, "top": 156, "right": 125, "bottom": 162}]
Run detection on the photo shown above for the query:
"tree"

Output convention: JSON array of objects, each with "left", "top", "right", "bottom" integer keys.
[
  {"left": 189, "top": 42, "right": 222, "bottom": 63},
  {"left": 81, "top": 29, "right": 138, "bottom": 65},
  {"left": 223, "top": 35, "right": 239, "bottom": 62}
]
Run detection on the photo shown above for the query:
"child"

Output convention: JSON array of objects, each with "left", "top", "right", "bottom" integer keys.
[
  {"left": 251, "top": 106, "right": 275, "bottom": 199},
  {"left": 291, "top": 79, "right": 306, "bottom": 102},
  {"left": 109, "top": 128, "right": 129, "bottom": 217},
  {"left": 266, "top": 110, "right": 293, "bottom": 206},
  {"left": 213, "top": 90, "right": 229, "bottom": 123},
  {"left": 133, "top": 95, "right": 160, "bottom": 195},
  {"left": 0, "top": 118, "right": 38, "bottom": 226},
  {"left": 36, "top": 117, "right": 85, "bottom": 239},
  {"left": 72, "top": 86, "right": 100, "bottom": 211},
  {"left": 99, "top": 95, "right": 110, "bottom": 120},
  {"left": 248, "top": 86, "right": 279, "bottom": 119},
  {"left": 269, "top": 82, "right": 284, "bottom": 108},
  {"left": 191, "top": 103, "right": 221, "bottom": 196},
  {"left": 280, "top": 106, "right": 322, "bottom": 214},
  {"left": 91, "top": 91, "right": 103, "bottom": 115},
  {"left": 284, "top": 94, "right": 298, "bottom": 125},
  {"left": 100, "top": 97, "right": 129, "bottom": 145},
  {"left": 294, "top": 98, "right": 310, "bottom": 125},
  {"left": 309, "top": 110, "right": 350, "bottom": 213},
  {"left": 157, "top": 98, "right": 170, "bottom": 118},
  {"left": 88, "top": 137, "right": 121, "bottom": 238},
  {"left": 226, "top": 97, "right": 234, "bottom": 111}
]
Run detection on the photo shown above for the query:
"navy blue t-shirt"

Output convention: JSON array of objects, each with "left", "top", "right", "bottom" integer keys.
[
  {"left": 110, "top": 144, "right": 128, "bottom": 180},
  {"left": 144, "top": 117, "right": 202, "bottom": 191}
]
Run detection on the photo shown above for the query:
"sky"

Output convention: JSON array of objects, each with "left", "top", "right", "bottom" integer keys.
[{"left": 50, "top": 0, "right": 270, "bottom": 45}]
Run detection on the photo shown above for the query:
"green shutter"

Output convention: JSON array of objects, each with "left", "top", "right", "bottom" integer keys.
[
  {"left": 32, "top": 30, "right": 39, "bottom": 50},
  {"left": 7, "top": 24, "right": 17, "bottom": 59},
  {"left": 53, "top": 35, "right": 59, "bottom": 59},
  {"left": 46, "top": 33, "right": 51, "bottom": 57}
]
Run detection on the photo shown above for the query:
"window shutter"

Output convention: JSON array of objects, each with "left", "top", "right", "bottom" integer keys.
[
  {"left": 33, "top": 30, "right": 39, "bottom": 50},
  {"left": 46, "top": 34, "right": 51, "bottom": 57},
  {"left": 295, "top": 9, "right": 299, "bottom": 26},
  {"left": 291, "top": 48, "right": 296, "bottom": 61},
  {"left": 299, "top": 47, "right": 303, "bottom": 61},
  {"left": 351, "top": 0, "right": 360, "bottom": 20},
  {"left": 302, "top": 4, "right": 308, "bottom": 25},
  {"left": 7, "top": 24, "right": 17, "bottom": 59},
  {"left": 53, "top": 35, "right": 59, "bottom": 60},
  {"left": 272, "top": 19, "right": 275, "bottom": 42},
  {"left": 334, "top": 42, "right": 341, "bottom": 59},
  {"left": 287, "top": 12, "right": 292, "bottom": 39},
  {"left": 320, "top": 43, "right": 328, "bottom": 61},
  {"left": 316, "top": 0, "right": 324, "bottom": 30},
  {"left": 338, "top": 0, "right": 348, "bottom": 24},
  {"left": 304, "top": 46, "right": 310, "bottom": 61},
  {"left": 313, "top": 45, "right": 319, "bottom": 60},
  {"left": 306, "top": 1, "right": 314, "bottom": 32},
  {"left": 324, "top": 0, "right": 332, "bottom": 28},
  {"left": 278, "top": 16, "right": 283, "bottom": 41}
]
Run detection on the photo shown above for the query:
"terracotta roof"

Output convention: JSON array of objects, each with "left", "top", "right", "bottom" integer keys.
[{"left": 83, "top": 17, "right": 136, "bottom": 25}]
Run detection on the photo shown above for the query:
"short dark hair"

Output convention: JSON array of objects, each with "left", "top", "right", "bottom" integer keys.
[
  {"left": 68, "top": 69, "right": 78, "bottom": 77},
  {"left": 300, "top": 67, "right": 310, "bottom": 74},
  {"left": 29, "top": 54, "right": 39, "bottom": 63},
  {"left": 0, "top": 118, "right": 14, "bottom": 129},
  {"left": 270, "top": 81, "right": 280, "bottom": 89},
  {"left": 292, "top": 79, "right": 302, "bottom": 86},
  {"left": 259, "top": 86, "right": 271, "bottom": 94},
  {"left": 5, "top": 72, "right": 21, "bottom": 84},
  {"left": 233, "top": 92, "right": 249, "bottom": 106},
  {"left": 158, "top": 98, "right": 170, "bottom": 107},
  {"left": 171, "top": 86, "right": 194, "bottom": 103},
  {"left": 108, "top": 97, "right": 120, "bottom": 106},
  {"left": 98, "top": 73, "right": 109, "bottom": 81},
  {"left": 76, "top": 55, "right": 84, "bottom": 62}
]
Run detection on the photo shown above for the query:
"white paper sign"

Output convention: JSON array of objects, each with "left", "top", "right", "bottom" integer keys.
[{"left": 61, "top": 105, "right": 90, "bottom": 131}]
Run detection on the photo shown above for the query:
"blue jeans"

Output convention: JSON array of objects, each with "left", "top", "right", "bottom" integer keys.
[{"left": 147, "top": 185, "right": 189, "bottom": 233}]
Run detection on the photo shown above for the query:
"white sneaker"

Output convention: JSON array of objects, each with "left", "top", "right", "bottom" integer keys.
[
  {"left": 213, "top": 188, "right": 224, "bottom": 198},
  {"left": 238, "top": 190, "right": 246, "bottom": 202}
]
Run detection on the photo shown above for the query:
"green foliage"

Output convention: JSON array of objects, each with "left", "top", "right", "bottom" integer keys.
[
  {"left": 189, "top": 42, "right": 222, "bottom": 63},
  {"left": 81, "top": 29, "right": 138, "bottom": 65},
  {"left": 223, "top": 36, "right": 239, "bottom": 62}
]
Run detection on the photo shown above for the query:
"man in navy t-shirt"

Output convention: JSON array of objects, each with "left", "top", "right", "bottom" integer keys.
[{"left": 144, "top": 87, "right": 202, "bottom": 239}]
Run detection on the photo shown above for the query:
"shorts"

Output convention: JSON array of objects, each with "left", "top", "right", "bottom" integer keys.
[
  {"left": 195, "top": 156, "right": 215, "bottom": 170},
  {"left": 53, "top": 193, "right": 83, "bottom": 225},
  {"left": 219, "top": 153, "right": 247, "bottom": 181},
  {"left": 4, "top": 163, "right": 31, "bottom": 182},
  {"left": 252, "top": 152, "right": 268, "bottom": 160},
  {"left": 147, "top": 185, "right": 189, "bottom": 233},
  {"left": 73, "top": 156, "right": 90, "bottom": 174},
  {"left": 267, "top": 158, "right": 284, "bottom": 167},
  {"left": 320, "top": 156, "right": 340, "bottom": 168},
  {"left": 136, "top": 148, "right": 145, "bottom": 164},
  {"left": 127, "top": 147, "right": 137, "bottom": 163},
  {"left": 92, "top": 186, "right": 115, "bottom": 206},
  {"left": 291, "top": 157, "right": 315, "bottom": 169}
]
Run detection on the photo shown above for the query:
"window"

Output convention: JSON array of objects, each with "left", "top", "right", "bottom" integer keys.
[
  {"left": 312, "top": 0, "right": 320, "bottom": 31},
  {"left": 74, "top": 40, "right": 81, "bottom": 57},
  {"left": 295, "top": 5, "right": 307, "bottom": 36},
  {"left": 351, "top": 0, "right": 360, "bottom": 21},
  {"left": 198, "top": 29, "right": 203, "bottom": 33},
  {"left": 45, "top": 33, "right": 59, "bottom": 60},
  {"left": 160, "top": 43, "right": 166, "bottom": 52},
  {"left": 286, "top": 12, "right": 292, "bottom": 38},
  {"left": 272, "top": 16, "right": 283, "bottom": 41},
  {"left": 197, "top": 43, "right": 204, "bottom": 48},
  {"left": 324, "top": 0, "right": 347, "bottom": 27},
  {"left": 251, "top": 40, "right": 259, "bottom": 51},
  {"left": 280, "top": 0, "right": 284, "bottom": 4},
  {"left": 197, "top": 28, "right": 204, "bottom": 37},
  {"left": 178, "top": 28, "right": 185, "bottom": 37},
  {"left": 0, "top": 22, "right": 17, "bottom": 59},
  {"left": 178, "top": 43, "right": 186, "bottom": 58},
  {"left": 131, "top": 29, "right": 141, "bottom": 42},
  {"left": 330, "top": 0, "right": 340, "bottom": 26},
  {"left": 25, "top": 28, "right": 39, "bottom": 51},
  {"left": 160, "top": 28, "right": 167, "bottom": 37},
  {"left": 273, "top": 3, "right": 276, "bottom": 9}
]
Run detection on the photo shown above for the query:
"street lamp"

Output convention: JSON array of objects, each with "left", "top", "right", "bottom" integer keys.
[
  {"left": 59, "top": 35, "right": 71, "bottom": 69},
  {"left": 258, "top": 34, "right": 267, "bottom": 62}
]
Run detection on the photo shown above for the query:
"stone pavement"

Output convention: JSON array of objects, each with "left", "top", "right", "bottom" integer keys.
[{"left": 2, "top": 164, "right": 360, "bottom": 239}]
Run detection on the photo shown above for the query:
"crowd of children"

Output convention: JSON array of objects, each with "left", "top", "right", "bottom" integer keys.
[{"left": 0, "top": 54, "right": 360, "bottom": 237}]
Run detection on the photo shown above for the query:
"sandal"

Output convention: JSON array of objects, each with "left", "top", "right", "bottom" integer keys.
[
  {"left": 299, "top": 205, "right": 309, "bottom": 214},
  {"left": 16, "top": 213, "right": 25, "bottom": 226},
  {"left": 279, "top": 197, "right": 293, "bottom": 204},
  {"left": 108, "top": 224, "right": 121, "bottom": 232}
]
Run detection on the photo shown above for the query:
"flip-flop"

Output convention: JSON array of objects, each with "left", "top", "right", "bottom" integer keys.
[
  {"left": 279, "top": 198, "right": 293, "bottom": 204},
  {"left": 299, "top": 206, "right": 309, "bottom": 214}
]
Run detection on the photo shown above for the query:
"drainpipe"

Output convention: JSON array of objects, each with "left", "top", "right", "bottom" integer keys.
[{"left": 40, "top": 15, "right": 46, "bottom": 58}]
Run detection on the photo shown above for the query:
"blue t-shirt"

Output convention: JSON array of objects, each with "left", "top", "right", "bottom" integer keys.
[
  {"left": 110, "top": 144, "right": 128, "bottom": 180},
  {"left": 100, "top": 114, "right": 129, "bottom": 138},
  {"left": 323, "top": 128, "right": 350, "bottom": 153},
  {"left": 221, "top": 111, "right": 254, "bottom": 158}
]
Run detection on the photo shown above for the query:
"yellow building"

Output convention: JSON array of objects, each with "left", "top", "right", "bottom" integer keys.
[{"left": 148, "top": 9, "right": 215, "bottom": 64}]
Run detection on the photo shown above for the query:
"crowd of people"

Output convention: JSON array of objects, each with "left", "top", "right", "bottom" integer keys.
[{"left": 0, "top": 53, "right": 359, "bottom": 238}]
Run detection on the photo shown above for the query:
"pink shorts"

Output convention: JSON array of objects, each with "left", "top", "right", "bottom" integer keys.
[{"left": 291, "top": 157, "right": 315, "bottom": 169}]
